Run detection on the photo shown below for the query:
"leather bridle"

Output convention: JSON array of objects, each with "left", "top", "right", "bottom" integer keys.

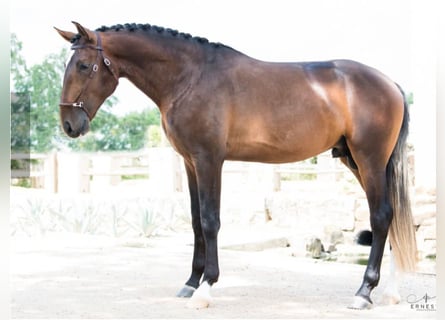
[{"left": 59, "top": 32, "right": 119, "bottom": 120}]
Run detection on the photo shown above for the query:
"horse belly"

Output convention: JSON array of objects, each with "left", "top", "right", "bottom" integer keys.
[
  {"left": 226, "top": 143, "right": 329, "bottom": 164},
  {"left": 226, "top": 114, "right": 343, "bottom": 164}
]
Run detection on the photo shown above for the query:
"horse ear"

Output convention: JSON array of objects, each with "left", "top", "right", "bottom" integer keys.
[
  {"left": 71, "top": 21, "right": 94, "bottom": 42},
  {"left": 54, "top": 27, "right": 76, "bottom": 43}
]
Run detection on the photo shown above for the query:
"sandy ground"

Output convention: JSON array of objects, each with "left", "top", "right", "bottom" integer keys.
[{"left": 10, "top": 228, "right": 436, "bottom": 320}]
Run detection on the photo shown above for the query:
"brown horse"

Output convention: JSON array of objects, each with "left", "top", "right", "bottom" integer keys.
[{"left": 55, "top": 21, "right": 417, "bottom": 310}]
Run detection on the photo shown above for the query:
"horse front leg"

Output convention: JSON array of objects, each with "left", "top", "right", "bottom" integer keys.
[
  {"left": 177, "top": 160, "right": 205, "bottom": 298},
  {"left": 186, "top": 157, "right": 223, "bottom": 309}
]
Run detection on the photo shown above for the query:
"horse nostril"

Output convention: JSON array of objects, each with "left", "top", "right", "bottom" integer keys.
[{"left": 64, "top": 121, "right": 73, "bottom": 134}]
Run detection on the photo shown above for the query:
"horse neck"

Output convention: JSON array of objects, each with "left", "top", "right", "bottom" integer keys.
[{"left": 103, "top": 32, "right": 205, "bottom": 110}]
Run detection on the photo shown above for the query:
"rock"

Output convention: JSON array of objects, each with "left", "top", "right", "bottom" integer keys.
[{"left": 306, "top": 237, "right": 325, "bottom": 259}]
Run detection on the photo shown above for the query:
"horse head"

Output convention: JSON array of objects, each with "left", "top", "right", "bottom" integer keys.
[{"left": 55, "top": 22, "right": 119, "bottom": 138}]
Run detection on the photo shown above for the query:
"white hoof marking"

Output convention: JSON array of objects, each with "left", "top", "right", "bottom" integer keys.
[
  {"left": 186, "top": 282, "right": 212, "bottom": 309},
  {"left": 348, "top": 296, "right": 372, "bottom": 310}
]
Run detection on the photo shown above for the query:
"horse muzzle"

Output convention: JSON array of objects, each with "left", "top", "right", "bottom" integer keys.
[{"left": 62, "top": 115, "right": 90, "bottom": 138}]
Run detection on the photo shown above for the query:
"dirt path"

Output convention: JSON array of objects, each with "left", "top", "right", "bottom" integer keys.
[{"left": 11, "top": 231, "right": 436, "bottom": 319}]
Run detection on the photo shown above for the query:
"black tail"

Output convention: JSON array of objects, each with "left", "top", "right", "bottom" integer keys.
[{"left": 355, "top": 230, "right": 373, "bottom": 246}]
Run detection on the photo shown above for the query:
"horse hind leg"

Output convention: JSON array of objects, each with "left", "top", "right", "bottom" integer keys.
[
  {"left": 348, "top": 169, "right": 392, "bottom": 309},
  {"left": 344, "top": 141, "right": 396, "bottom": 309}
]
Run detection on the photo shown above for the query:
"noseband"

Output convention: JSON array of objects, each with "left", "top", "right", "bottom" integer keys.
[{"left": 59, "top": 32, "right": 119, "bottom": 120}]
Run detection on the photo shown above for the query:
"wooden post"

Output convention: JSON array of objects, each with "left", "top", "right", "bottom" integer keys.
[
  {"left": 57, "top": 152, "right": 90, "bottom": 194},
  {"left": 316, "top": 153, "right": 335, "bottom": 182},
  {"left": 245, "top": 163, "right": 277, "bottom": 193},
  {"left": 149, "top": 147, "right": 183, "bottom": 193},
  {"left": 172, "top": 151, "right": 183, "bottom": 192},
  {"left": 43, "top": 152, "right": 57, "bottom": 193},
  {"left": 90, "top": 154, "right": 121, "bottom": 192},
  {"left": 273, "top": 165, "right": 281, "bottom": 192}
]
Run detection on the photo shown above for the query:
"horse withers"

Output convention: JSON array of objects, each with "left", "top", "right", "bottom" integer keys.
[{"left": 55, "top": 21, "right": 417, "bottom": 310}]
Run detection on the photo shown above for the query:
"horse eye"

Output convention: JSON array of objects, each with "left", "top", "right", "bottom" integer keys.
[{"left": 78, "top": 63, "right": 91, "bottom": 71}]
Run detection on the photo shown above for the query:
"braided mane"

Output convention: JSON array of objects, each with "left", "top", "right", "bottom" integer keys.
[{"left": 92, "top": 23, "right": 229, "bottom": 49}]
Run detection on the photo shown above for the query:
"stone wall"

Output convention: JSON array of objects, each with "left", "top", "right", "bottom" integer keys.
[{"left": 262, "top": 182, "right": 436, "bottom": 261}]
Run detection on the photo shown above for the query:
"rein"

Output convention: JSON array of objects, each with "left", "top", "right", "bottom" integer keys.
[{"left": 59, "top": 32, "right": 119, "bottom": 120}]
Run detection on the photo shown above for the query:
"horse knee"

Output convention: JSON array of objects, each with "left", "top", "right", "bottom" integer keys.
[{"left": 200, "top": 216, "right": 220, "bottom": 238}]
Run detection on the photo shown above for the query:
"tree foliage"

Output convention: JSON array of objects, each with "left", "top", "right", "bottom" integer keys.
[
  {"left": 11, "top": 92, "right": 30, "bottom": 153},
  {"left": 67, "top": 108, "right": 161, "bottom": 151},
  {"left": 10, "top": 33, "right": 161, "bottom": 153}
]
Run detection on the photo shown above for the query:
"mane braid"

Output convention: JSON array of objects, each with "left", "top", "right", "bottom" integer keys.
[{"left": 95, "top": 23, "right": 230, "bottom": 49}]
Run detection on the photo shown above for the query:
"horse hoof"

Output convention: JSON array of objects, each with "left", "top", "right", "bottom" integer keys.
[
  {"left": 348, "top": 296, "right": 373, "bottom": 310},
  {"left": 186, "top": 282, "right": 212, "bottom": 309},
  {"left": 176, "top": 285, "right": 196, "bottom": 298}
]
